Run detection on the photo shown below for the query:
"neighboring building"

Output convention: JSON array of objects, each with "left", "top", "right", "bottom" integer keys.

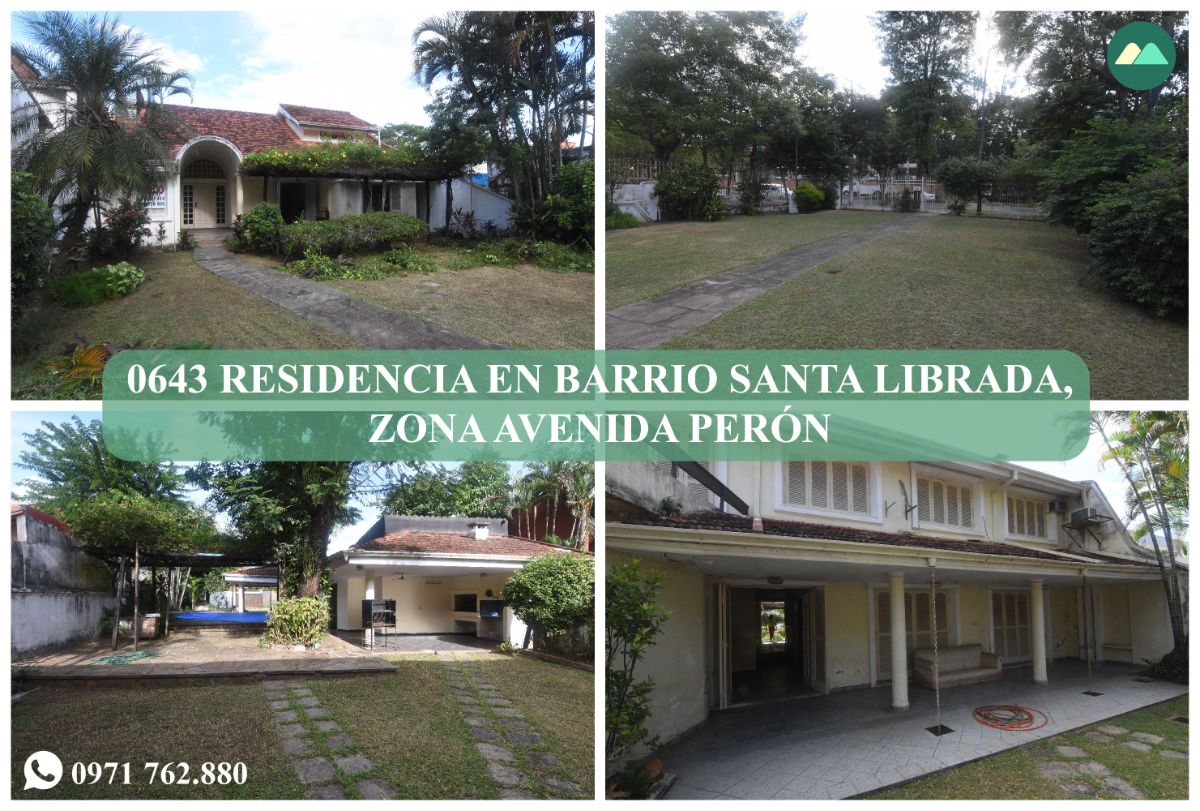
[
  {"left": 606, "top": 460, "right": 1186, "bottom": 750},
  {"left": 11, "top": 504, "right": 114, "bottom": 657},
  {"left": 330, "top": 516, "right": 581, "bottom": 646},
  {"left": 221, "top": 565, "right": 279, "bottom": 612}
]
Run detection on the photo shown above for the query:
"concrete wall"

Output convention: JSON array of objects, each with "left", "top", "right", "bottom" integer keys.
[
  {"left": 11, "top": 511, "right": 114, "bottom": 657},
  {"left": 428, "top": 180, "right": 514, "bottom": 231},
  {"left": 1128, "top": 581, "right": 1174, "bottom": 665},
  {"left": 1097, "top": 583, "right": 1133, "bottom": 663},
  {"left": 958, "top": 585, "right": 991, "bottom": 648},
  {"left": 825, "top": 581, "right": 870, "bottom": 690},
  {"left": 609, "top": 551, "right": 709, "bottom": 753},
  {"left": 337, "top": 571, "right": 515, "bottom": 637},
  {"left": 1049, "top": 586, "right": 1080, "bottom": 660}
]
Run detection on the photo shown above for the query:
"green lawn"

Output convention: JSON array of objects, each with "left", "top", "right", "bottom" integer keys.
[
  {"left": 13, "top": 250, "right": 356, "bottom": 398},
  {"left": 662, "top": 216, "right": 1187, "bottom": 400},
  {"left": 606, "top": 210, "right": 895, "bottom": 308},
  {"left": 11, "top": 655, "right": 594, "bottom": 800},
  {"left": 866, "top": 695, "right": 1189, "bottom": 800}
]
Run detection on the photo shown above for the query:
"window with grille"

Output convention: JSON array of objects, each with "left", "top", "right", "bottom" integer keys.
[
  {"left": 183, "top": 158, "right": 225, "bottom": 178},
  {"left": 876, "top": 590, "right": 950, "bottom": 678},
  {"left": 215, "top": 185, "right": 226, "bottom": 224},
  {"left": 992, "top": 591, "right": 1031, "bottom": 661},
  {"left": 1007, "top": 495, "right": 1048, "bottom": 539},
  {"left": 784, "top": 461, "right": 871, "bottom": 517},
  {"left": 182, "top": 184, "right": 194, "bottom": 225},
  {"left": 915, "top": 475, "right": 975, "bottom": 530}
]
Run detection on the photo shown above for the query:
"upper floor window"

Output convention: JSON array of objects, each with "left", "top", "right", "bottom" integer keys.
[
  {"left": 1007, "top": 495, "right": 1048, "bottom": 539},
  {"left": 784, "top": 461, "right": 872, "bottom": 518},
  {"left": 916, "top": 475, "right": 975, "bottom": 531}
]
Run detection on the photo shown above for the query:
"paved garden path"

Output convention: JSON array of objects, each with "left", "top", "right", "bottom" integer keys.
[
  {"left": 262, "top": 678, "right": 396, "bottom": 799},
  {"left": 606, "top": 217, "right": 924, "bottom": 348},
  {"left": 1031, "top": 722, "right": 1188, "bottom": 799},
  {"left": 193, "top": 243, "right": 504, "bottom": 349},
  {"left": 444, "top": 659, "right": 587, "bottom": 799}
]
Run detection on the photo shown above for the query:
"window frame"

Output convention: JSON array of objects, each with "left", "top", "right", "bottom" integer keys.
[
  {"left": 775, "top": 461, "right": 883, "bottom": 522},
  {"left": 1003, "top": 488, "right": 1053, "bottom": 542},
  {"left": 909, "top": 465, "right": 983, "bottom": 535}
]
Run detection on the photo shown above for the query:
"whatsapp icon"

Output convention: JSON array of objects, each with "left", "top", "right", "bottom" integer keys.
[{"left": 1108, "top": 21, "right": 1177, "bottom": 91}]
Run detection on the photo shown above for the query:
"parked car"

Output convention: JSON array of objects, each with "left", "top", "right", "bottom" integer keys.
[{"left": 841, "top": 182, "right": 881, "bottom": 197}]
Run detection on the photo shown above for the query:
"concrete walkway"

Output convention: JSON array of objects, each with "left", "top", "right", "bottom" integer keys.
[
  {"left": 193, "top": 243, "right": 504, "bottom": 349},
  {"left": 658, "top": 662, "right": 1186, "bottom": 800},
  {"left": 606, "top": 217, "right": 922, "bottom": 349}
]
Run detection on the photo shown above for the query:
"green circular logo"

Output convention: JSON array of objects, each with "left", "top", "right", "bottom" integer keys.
[{"left": 1108, "top": 21, "right": 1177, "bottom": 90}]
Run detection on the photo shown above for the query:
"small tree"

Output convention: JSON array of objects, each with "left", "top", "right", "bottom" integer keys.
[
  {"left": 936, "top": 157, "right": 999, "bottom": 215},
  {"left": 606, "top": 560, "right": 670, "bottom": 760},
  {"left": 654, "top": 164, "right": 721, "bottom": 222},
  {"left": 11, "top": 172, "right": 55, "bottom": 317},
  {"left": 502, "top": 553, "right": 594, "bottom": 651}
]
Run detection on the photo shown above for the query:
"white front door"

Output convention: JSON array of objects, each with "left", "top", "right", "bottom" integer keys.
[{"left": 182, "top": 183, "right": 227, "bottom": 229}]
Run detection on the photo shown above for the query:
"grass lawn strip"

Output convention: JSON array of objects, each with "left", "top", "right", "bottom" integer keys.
[
  {"left": 306, "top": 659, "right": 498, "bottom": 799},
  {"left": 663, "top": 216, "right": 1187, "bottom": 400},
  {"left": 606, "top": 210, "right": 897, "bottom": 309},
  {"left": 865, "top": 695, "right": 1188, "bottom": 800},
  {"left": 9, "top": 682, "right": 304, "bottom": 799},
  {"left": 13, "top": 250, "right": 357, "bottom": 397},
  {"left": 262, "top": 679, "right": 393, "bottom": 799}
]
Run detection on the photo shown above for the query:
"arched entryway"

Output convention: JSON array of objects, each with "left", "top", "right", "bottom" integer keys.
[{"left": 177, "top": 137, "right": 241, "bottom": 231}]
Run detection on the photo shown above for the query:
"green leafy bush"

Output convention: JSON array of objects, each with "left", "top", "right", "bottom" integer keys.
[
  {"left": 605, "top": 209, "right": 641, "bottom": 230},
  {"left": 1084, "top": 159, "right": 1186, "bottom": 317},
  {"left": 11, "top": 172, "right": 55, "bottom": 316},
  {"left": 793, "top": 182, "right": 825, "bottom": 213},
  {"left": 264, "top": 597, "right": 330, "bottom": 647},
  {"left": 606, "top": 560, "right": 670, "bottom": 759},
  {"left": 655, "top": 164, "right": 721, "bottom": 222},
  {"left": 937, "top": 158, "right": 1000, "bottom": 215},
  {"left": 736, "top": 173, "right": 767, "bottom": 215},
  {"left": 819, "top": 184, "right": 838, "bottom": 210},
  {"left": 517, "top": 160, "right": 594, "bottom": 248},
  {"left": 175, "top": 229, "right": 197, "bottom": 251},
  {"left": 286, "top": 246, "right": 340, "bottom": 279},
  {"left": 502, "top": 553, "right": 594, "bottom": 639},
  {"left": 280, "top": 211, "right": 428, "bottom": 259},
  {"left": 101, "top": 197, "right": 152, "bottom": 257},
  {"left": 52, "top": 262, "right": 145, "bottom": 307},
  {"left": 235, "top": 203, "right": 285, "bottom": 254}
]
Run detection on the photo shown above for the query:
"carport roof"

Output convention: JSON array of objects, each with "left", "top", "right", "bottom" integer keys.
[
  {"left": 621, "top": 511, "right": 1155, "bottom": 568},
  {"left": 350, "top": 530, "right": 581, "bottom": 559}
]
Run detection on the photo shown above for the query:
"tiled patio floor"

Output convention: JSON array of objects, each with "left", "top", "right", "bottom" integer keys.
[
  {"left": 661, "top": 661, "right": 1187, "bottom": 800},
  {"left": 335, "top": 631, "right": 498, "bottom": 655}
]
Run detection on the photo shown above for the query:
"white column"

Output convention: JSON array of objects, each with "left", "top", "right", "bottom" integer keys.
[
  {"left": 1031, "top": 579, "right": 1048, "bottom": 683},
  {"left": 235, "top": 175, "right": 244, "bottom": 219},
  {"left": 362, "top": 571, "right": 375, "bottom": 647},
  {"left": 889, "top": 572, "right": 909, "bottom": 710},
  {"left": 237, "top": 584, "right": 245, "bottom": 613}
]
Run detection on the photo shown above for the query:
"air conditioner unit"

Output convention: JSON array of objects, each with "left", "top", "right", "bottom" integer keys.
[
  {"left": 1070, "top": 506, "right": 1099, "bottom": 525},
  {"left": 1049, "top": 500, "right": 1070, "bottom": 514}
]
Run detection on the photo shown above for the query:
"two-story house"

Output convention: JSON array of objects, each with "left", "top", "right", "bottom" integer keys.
[{"left": 606, "top": 459, "right": 1184, "bottom": 749}]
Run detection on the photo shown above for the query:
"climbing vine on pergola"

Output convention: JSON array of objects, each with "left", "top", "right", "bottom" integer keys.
[{"left": 240, "top": 142, "right": 449, "bottom": 182}]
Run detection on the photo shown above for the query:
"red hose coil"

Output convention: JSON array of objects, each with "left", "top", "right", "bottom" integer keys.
[{"left": 972, "top": 704, "right": 1049, "bottom": 731}]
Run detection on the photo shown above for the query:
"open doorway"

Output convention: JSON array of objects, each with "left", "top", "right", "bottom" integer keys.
[
  {"left": 279, "top": 182, "right": 307, "bottom": 223},
  {"left": 715, "top": 585, "right": 825, "bottom": 708}
]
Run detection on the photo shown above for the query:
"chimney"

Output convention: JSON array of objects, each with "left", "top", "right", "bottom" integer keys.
[{"left": 467, "top": 522, "right": 489, "bottom": 541}]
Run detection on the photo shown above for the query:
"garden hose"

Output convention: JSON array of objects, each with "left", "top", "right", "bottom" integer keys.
[{"left": 972, "top": 704, "right": 1049, "bottom": 731}]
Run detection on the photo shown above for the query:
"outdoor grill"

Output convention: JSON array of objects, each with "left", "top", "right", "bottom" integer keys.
[{"left": 361, "top": 599, "right": 396, "bottom": 648}]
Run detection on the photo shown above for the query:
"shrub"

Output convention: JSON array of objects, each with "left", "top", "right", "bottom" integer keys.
[
  {"left": 793, "top": 182, "right": 825, "bottom": 213},
  {"left": 654, "top": 164, "right": 721, "bottom": 222},
  {"left": 937, "top": 157, "right": 1000, "bottom": 214},
  {"left": 175, "top": 229, "right": 197, "bottom": 251},
  {"left": 502, "top": 553, "right": 594, "bottom": 643},
  {"left": 40, "top": 342, "right": 110, "bottom": 398},
  {"left": 52, "top": 261, "right": 145, "bottom": 307},
  {"left": 102, "top": 197, "right": 152, "bottom": 257},
  {"left": 236, "top": 202, "right": 285, "bottom": 254},
  {"left": 279, "top": 211, "right": 428, "bottom": 259},
  {"left": 819, "top": 184, "right": 838, "bottom": 210},
  {"left": 606, "top": 560, "right": 670, "bottom": 759},
  {"left": 892, "top": 187, "right": 918, "bottom": 213},
  {"left": 1084, "top": 159, "right": 1186, "bottom": 317},
  {"left": 286, "top": 245, "right": 340, "bottom": 279},
  {"left": 736, "top": 173, "right": 767, "bottom": 215},
  {"left": 11, "top": 172, "right": 55, "bottom": 316},
  {"left": 605, "top": 209, "right": 641, "bottom": 230},
  {"left": 264, "top": 597, "right": 330, "bottom": 647}
]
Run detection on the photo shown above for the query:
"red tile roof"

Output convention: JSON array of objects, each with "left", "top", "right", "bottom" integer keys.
[
  {"left": 279, "top": 104, "right": 377, "bottom": 131},
  {"left": 11, "top": 49, "right": 38, "bottom": 82},
  {"left": 11, "top": 504, "right": 73, "bottom": 537},
  {"left": 622, "top": 512, "right": 1151, "bottom": 567},
  {"left": 160, "top": 104, "right": 302, "bottom": 154},
  {"left": 353, "top": 530, "right": 582, "bottom": 558}
]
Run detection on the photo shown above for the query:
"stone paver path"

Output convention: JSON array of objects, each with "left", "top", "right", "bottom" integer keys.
[
  {"left": 606, "top": 217, "right": 922, "bottom": 348},
  {"left": 194, "top": 243, "right": 503, "bottom": 349},
  {"left": 1027, "top": 717, "right": 1187, "bottom": 799},
  {"left": 262, "top": 679, "right": 396, "bottom": 800},
  {"left": 443, "top": 659, "right": 586, "bottom": 799}
]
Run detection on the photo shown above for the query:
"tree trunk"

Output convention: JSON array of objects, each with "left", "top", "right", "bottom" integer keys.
[
  {"left": 111, "top": 556, "right": 127, "bottom": 650},
  {"left": 132, "top": 542, "right": 141, "bottom": 651},
  {"left": 445, "top": 178, "right": 454, "bottom": 233}
]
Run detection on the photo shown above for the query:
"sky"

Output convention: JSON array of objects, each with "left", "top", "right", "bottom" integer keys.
[{"left": 12, "top": 11, "right": 441, "bottom": 128}]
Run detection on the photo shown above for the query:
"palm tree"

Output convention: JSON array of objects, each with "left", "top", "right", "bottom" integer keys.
[
  {"left": 563, "top": 461, "right": 594, "bottom": 550},
  {"left": 1092, "top": 411, "right": 1188, "bottom": 661},
  {"left": 12, "top": 12, "right": 192, "bottom": 246}
]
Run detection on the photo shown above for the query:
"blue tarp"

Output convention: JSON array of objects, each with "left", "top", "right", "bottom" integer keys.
[{"left": 174, "top": 611, "right": 268, "bottom": 624}]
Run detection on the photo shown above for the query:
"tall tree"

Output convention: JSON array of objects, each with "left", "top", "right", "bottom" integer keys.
[
  {"left": 189, "top": 462, "right": 362, "bottom": 598},
  {"left": 1092, "top": 411, "right": 1188, "bottom": 665},
  {"left": 11, "top": 12, "right": 193, "bottom": 245},
  {"left": 874, "top": 11, "right": 978, "bottom": 175}
]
